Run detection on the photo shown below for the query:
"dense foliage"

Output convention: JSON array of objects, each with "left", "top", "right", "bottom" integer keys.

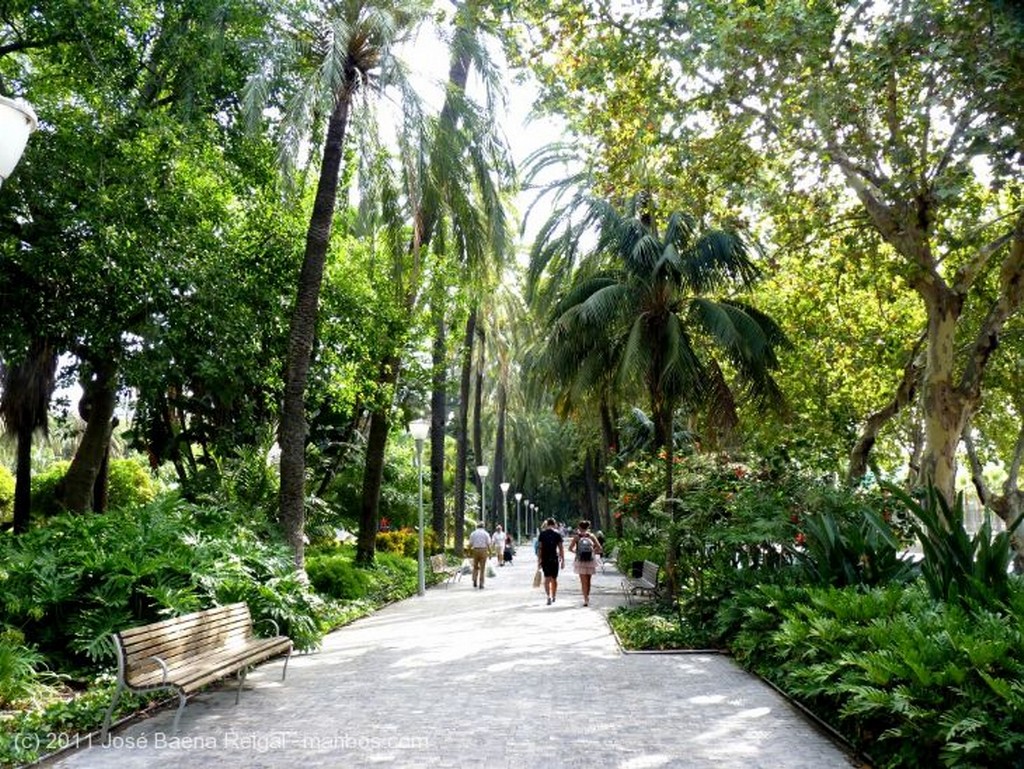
[{"left": 608, "top": 454, "right": 1024, "bottom": 768}]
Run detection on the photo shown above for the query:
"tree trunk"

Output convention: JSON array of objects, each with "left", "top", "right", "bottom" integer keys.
[
  {"left": 491, "top": 371, "right": 507, "bottom": 529},
  {"left": 430, "top": 301, "right": 447, "bottom": 545},
  {"left": 279, "top": 91, "right": 353, "bottom": 571},
  {"left": 355, "top": 358, "right": 399, "bottom": 567},
  {"left": 918, "top": 287, "right": 968, "bottom": 503},
  {"left": 13, "top": 425, "right": 32, "bottom": 533},
  {"left": 91, "top": 418, "right": 117, "bottom": 513},
  {"left": 847, "top": 339, "right": 924, "bottom": 486},
  {"left": 60, "top": 361, "right": 117, "bottom": 513},
  {"left": 453, "top": 307, "right": 476, "bottom": 555},
  {"left": 473, "top": 322, "right": 486, "bottom": 523}
]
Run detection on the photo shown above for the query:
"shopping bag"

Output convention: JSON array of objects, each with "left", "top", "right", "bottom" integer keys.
[{"left": 532, "top": 568, "right": 542, "bottom": 588}]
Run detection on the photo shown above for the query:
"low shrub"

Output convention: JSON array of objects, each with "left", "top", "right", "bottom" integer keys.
[
  {"left": 721, "top": 581, "right": 1024, "bottom": 768},
  {"left": 0, "top": 465, "right": 13, "bottom": 523},
  {"left": 306, "top": 552, "right": 371, "bottom": 600},
  {"left": 375, "top": 528, "right": 438, "bottom": 558},
  {"left": 608, "top": 603, "right": 714, "bottom": 650}
]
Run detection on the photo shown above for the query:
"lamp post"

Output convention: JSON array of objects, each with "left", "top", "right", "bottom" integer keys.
[
  {"left": 0, "top": 96, "right": 38, "bottom": 187},
  {"left": 499, "top": 482, "right": 510, "bottom": 537},
  {"left": 409, "top": 419, "right": 430, "bottom": 597},
  {"left": 476, "top": 465, "right": 489, "bottom": 528},
  {"left": 514, "top": 492, "right": 522, "bottom": 542}
]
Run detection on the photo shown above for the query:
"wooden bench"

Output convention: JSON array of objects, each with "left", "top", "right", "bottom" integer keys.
[
  {"left": 430, "top": 553, "right": 462, "bottom": 587},
  {"left": 622, "top": 560, "right": 661, "bottom": 603},
  {"left": 100, "top": 603, "right": 292, "bottom": 738}
]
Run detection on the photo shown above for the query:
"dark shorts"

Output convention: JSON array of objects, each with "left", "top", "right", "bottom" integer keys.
[{"left": 540, "top": 559, "right": 560, "bottom": 578}]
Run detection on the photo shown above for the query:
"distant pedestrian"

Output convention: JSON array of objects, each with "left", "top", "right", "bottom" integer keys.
[
  {"left": 569, "top": 520, "right": 602, "bottom": 606},
  {"left": 468, "top": 521, "right": 491, "bottom": 589},
  {"left": 492, "top": 525, "right": 506, "bottom": 567},
  {"left": 537, "top": 518, "right": 564, "bottom": 605},
  {"left": 504, "top": 532, "right": 515, "bottom": 564}
]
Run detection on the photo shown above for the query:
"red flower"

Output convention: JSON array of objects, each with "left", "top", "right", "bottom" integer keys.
[{"left": 795, "top": 532, "right": 806, "bottom": 546}]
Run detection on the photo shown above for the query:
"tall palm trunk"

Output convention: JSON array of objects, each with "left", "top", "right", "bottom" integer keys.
[
  {"left": 472, "top": 323, "right": 486, "bottom": 522},
  {"left": 430, "top": 296, "right": 447, "bottom": 542},
  {"left": 355, "top": 19, "right": 482, "bottom": 564},
  {"left": 453, "top": 306, "right": 477, "bottom": 555},
  {"left": 279, "top": 91, "right": 353, "bottom": 570},
  {"left": 492, "top": 374, "right": 507, "bottom": 528},
  {"left": 355, "top": 354, "right": 400, "bottom": 565}
]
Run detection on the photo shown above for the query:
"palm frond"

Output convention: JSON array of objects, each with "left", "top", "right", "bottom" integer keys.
[{"left": 681, "top": 230, "right": 758, "bottom": 293}]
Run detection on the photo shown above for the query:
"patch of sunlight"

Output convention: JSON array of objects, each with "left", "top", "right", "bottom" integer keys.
[
  {"left": 687, "top": 694, "right": 726, "bottom": 705},
  {"left": 620, "top": 754, "right": 673, "bottom": 768}
]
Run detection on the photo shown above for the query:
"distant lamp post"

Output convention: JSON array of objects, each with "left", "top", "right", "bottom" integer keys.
[
  {"left": 514, "top": 492, "right": 522, "bottom": 542},
  {"left": 499, "top": 482, "right": 510, "bottom": 537},
  {"left": 409, "top": 418, "right": 430, "bottom": 597},
  {"left": 0, "top": 96, "right": 38, "bottom": 187},
  {"left": 476, "top": 465, "right": 489, "bottom": 527}
]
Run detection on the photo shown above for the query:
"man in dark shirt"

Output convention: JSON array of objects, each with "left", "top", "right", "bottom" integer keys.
[{"left": 536, "top": 517, "right": 565, "bottom": 605}]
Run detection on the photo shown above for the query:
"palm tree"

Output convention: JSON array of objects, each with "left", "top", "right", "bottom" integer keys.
[
  {"left": 350, "top": 2, "right": 512, "bottom": 565},
  {"left": 539, "top": 192, "right": 788, "bottom": 592},
  {"left": 0, "top": 338, "right": 57, "bottom": 533},
  {"left": 244, "top": 0, "right": 428, "bottom": 569}
]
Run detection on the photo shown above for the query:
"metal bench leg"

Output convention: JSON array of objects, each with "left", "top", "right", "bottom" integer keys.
[
  {"left": 172, "top": 690, "right": 188, "bottom": 733},
  {"left": 100, "top": 679, "right": 125, "bottom": 742},
  {"left": 236, "top": 667, "right": 248, "bottom": 704},
  {"left": 281, "top": 648, "right": 292, "bottom": 681}
]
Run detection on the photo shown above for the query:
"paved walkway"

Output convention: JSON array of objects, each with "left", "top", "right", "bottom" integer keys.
[{"left": 44, "top": 553, "right": 859, "bottom": 768}]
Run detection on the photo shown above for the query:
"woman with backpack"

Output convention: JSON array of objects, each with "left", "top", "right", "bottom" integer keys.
[{"left": 568, "top": 519, "right": 603, "bottom": 606}]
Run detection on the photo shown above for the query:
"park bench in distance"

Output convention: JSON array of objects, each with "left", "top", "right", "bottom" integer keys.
[
  {"left": 100, "top": 602, "right": 292, "bottom": 739},
  {"left": 600, "top": 545, "right": 620, "bottom": 573},
  {"left": 429, "top": 553, "right": 462, "bottom": 587},
  {"left": 622, "top": 560, "right": 661, "bottom": 604}
]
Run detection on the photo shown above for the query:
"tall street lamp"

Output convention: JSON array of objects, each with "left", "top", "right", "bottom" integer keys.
[
  {"left": 514, "top": 492, "right": 522, "bottom": 542},
  {"left": 476, "top": 465, "right": 489, "bottom": 528},
  {"left": 0, "top": 96, "right": 38, "bottom": 187},
  {"left": 499, "top": 482, "right": 510, "bottom": 537},
  {"left": 409, "top": 418, "right": 430, "bottom": 597}
]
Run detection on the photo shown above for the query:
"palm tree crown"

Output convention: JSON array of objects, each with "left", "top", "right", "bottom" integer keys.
[{"left": 542, "top": 192, "right": 787, "bottom": 451}]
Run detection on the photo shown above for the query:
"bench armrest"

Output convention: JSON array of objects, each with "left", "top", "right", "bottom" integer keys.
[
  {"left": 149, "top": 655, "right": 170, "bottom": 685},
  {"left": 255, "top": 617, "right": 281, "bottom": 636}
]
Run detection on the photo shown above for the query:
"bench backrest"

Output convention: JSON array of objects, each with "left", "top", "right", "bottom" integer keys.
[
  {"left": 117, "top": 603, "right": 254, "bottom": 678},
  {"left": 642, "top": 560, "right": 660, "bottom": 584}
]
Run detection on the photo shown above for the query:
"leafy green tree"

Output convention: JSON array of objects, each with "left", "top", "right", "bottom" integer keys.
[
  {"left": 501, "top": 0, "right": 1024, "bottom": 504},
  {"left": 1, "top": 0, "right": 272, "bottom": 513}
]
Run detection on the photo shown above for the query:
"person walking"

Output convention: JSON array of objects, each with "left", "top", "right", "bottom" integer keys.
[
  {"left": 468, "top": 521, "right": 491, "bottom": 589},
  {"left": 569, "top": 520, "right": 603, "bottom": 606},
  {"left": 491, "top": 524, "right": 506, "bottom": 567},
  {"left": 536, "top": 518, "right": 564, "bottom": 605}
]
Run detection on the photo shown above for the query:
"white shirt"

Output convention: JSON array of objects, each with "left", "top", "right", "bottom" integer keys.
[
  {"left": 469, "top": 527, "right": 491, "bottom": 549},
  {"left": 492, "top": 530, "right": 505, "bottom": 550}
]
